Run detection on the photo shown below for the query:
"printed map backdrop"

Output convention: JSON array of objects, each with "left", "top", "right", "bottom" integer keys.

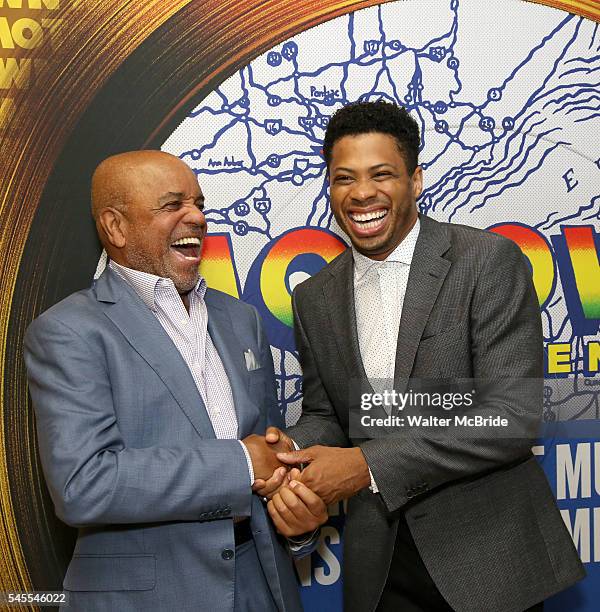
[{"left": 0, "top": 1, "right": 598, "bottom": 610}]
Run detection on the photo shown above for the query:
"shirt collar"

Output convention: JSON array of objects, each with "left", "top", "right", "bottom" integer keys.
[
  {"left": 352, "top": 217, "right": 421, "bottom": 281},
  {"left": 109, "top": 260, "right": 207, "bottom": 311}
]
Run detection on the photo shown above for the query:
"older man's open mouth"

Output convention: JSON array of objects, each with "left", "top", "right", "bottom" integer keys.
[{"left": 171, "top": 237, "right": 202, "bottom": 261}]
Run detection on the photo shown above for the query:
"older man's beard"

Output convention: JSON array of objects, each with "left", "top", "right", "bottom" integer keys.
[{"left": 126, "top": 246, "right": 200, "bottom": 294}]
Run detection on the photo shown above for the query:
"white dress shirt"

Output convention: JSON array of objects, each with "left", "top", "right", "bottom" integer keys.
[
  {"left": 352, "top": 218, "right": 421, "bottom": 491},
  {"left": 109, "top": 261, "right": 255, "bottom": 483}
]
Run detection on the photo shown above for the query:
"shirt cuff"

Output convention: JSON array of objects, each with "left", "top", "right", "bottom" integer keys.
[
  {"left": 368, "top": 467, "right": 379, "bottom": 494},
  {"left": 288, "top": 529, "right": 319, "bottom": 551},
  {"left": 239, "top": 440, "right": 255, "bottom": 485}
]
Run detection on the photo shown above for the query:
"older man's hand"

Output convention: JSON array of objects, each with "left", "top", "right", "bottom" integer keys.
[
  {"left": 242, "top": 434, "right": 284, "bottom": 481},
  {"left": 252, "top": 427, "right": 295, "bottom": 498}
]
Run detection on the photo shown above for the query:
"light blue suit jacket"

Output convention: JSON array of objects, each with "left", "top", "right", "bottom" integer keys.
[{"left": 24, "top": 268, "right": 304, "bottom": 612}]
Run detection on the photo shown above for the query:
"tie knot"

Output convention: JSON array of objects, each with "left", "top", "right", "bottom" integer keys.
[
  {"left": 366, "top": 260, "right": 396, "bottom": 279},
  {"left": 363, "top": 264, "right": 383, "bottom": 284}
]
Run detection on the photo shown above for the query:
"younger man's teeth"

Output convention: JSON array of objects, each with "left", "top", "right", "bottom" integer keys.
[{"left": 351, "top": 210, "right": 387, "bottom": 223}]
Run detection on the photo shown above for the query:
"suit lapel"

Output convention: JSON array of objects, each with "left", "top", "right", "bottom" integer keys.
[
  {"left": 96, "top": 269, "right": 216, "bottom": 438},
  {"left": 393, "top": 215, "right": 451, "bottom": 390},
  {"left": 323, "top": 250, "right": 370, "bottom": 385},
  {"left": 323, "top": 217, "right": 452, "bottom": 386},
  {"left": 204, "top": 291, "right": 259, "bottom": 438}
]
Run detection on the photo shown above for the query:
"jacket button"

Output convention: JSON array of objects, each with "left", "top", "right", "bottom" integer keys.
[{"left": 222, "top": 548, "right": 234, "bottom": 561}]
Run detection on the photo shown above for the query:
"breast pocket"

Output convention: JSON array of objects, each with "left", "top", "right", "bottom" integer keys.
[
  {"left": 247, "top": 367, "right": 265, "bottom": 398},
  {"left": 414, "top": 326, "right": 471, "bottom": 377}
]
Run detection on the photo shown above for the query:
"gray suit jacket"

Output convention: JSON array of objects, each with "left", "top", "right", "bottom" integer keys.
[
  {"left": 287, "top": 215, "right": 584, "bottom": 612},
  {"left": 24, "top": 268, "right": 303, "bottom": 612}
]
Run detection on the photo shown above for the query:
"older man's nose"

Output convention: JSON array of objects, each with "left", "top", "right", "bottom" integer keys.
[{"left": 182, "top": 201, "right": 206, "bottom": 226}]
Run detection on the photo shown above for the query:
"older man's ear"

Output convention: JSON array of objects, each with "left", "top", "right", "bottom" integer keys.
[{"left": 97, "top": 207, "right": 127, "bottom": 249}]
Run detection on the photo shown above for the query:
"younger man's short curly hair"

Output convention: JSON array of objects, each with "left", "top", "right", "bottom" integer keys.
[{"left": 322, "top": 100, "right": 421, "bottom": 174}]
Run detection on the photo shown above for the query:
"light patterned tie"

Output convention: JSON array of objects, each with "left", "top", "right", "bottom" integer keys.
[{"left": 358, "top": 263, "right": 396, "bottom": 410}]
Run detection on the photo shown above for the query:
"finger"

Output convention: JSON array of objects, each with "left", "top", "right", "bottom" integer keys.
[
  {"left": 270, "top": 495, "right": 300, "bottom": 536},
  {"left": 253, "top": 469, "right": 283, "bottom": 490},
  {"left": 295, "top": 464, "right": 317, "bottom": 488},
  {"left": 278, "top": 487, "right": 325, "bottom": 534},
  {"left": 267, "top": 500, "right": 292, "bottom": 537},
  {"left": 275, "top": 490, "right": 307, "bottom": 527},
  {"left": 278, "top": 486, "right": 310, "bottom": 521},
  {"left": 253, "top": 467, "right": 287, "bottom": 497},
  {"left": 293, "top": 469, "right": 334, "bottom": 506},
  {"left": 289, "top": 468, "right": 302, "bottom": 480},
  {"left": 265, "top": 426, "right": 281, "bottom": 444},
  {"left": 272, "top": 491, "right": 294, "bottom": 518},
  {"left": 276, "top": 450, "right": 312, "bottom": 465},
  {"left": 289, "top": 480, "right": 327, "bottom": 516}
]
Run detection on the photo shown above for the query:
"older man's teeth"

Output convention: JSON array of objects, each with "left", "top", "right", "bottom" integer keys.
[
  {"left": 350, "top": 210, "right": 388, "bottom": 228},
  {"left": 171, "top": 237, "right": 202, "bottom": 260},
  {"left": 171, "top": 237, "right": 202, "bottom": 247}
]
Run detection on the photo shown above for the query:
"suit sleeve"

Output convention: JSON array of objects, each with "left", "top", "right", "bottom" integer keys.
[
  {"left": 24, "top": 314, "right": 253, "bottom": 528},
  {"left": 285, "top": 288, "right": 350, "bottom": 448},
  {"left": 360, "top": 237, "right": 544, "bottom": 513}
]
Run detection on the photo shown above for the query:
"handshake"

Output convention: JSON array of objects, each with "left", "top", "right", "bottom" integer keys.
[{"left": 242, "top": 428, "right": 371, "bottom": 538}]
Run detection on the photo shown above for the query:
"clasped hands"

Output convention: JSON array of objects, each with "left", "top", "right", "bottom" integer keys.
[{"left": 242, "top": 427, "right": 371, "bottom": 537}]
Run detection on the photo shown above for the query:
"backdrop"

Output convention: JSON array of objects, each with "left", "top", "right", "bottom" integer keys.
[{"left": 0, "top": 1, "right": 599, "bottom": 610}]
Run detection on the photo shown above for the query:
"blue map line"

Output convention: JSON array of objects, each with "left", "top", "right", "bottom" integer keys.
[
  {"left": 316, "top": 184, "right": 332, "bottom": 227},
  {"left": 424, "top": 33, "right": 593, "bottom": 215},
  {"left": 537, "top": 196, "right": 600, "bottom": 232},
  {"left": 565, "top": 103, "right": 600, "bottom": 115},
  {"left": 307, "top": 177, "right": 329, "bottom": 226},
  {"left": 414, "top": 2, "right": 459, "bottom": 56},
  {"left": 205, "top": 216, "right": 269, "bottom": 235},
  {"left": 466, "top": 139, "right": 568, "bottom": 218},
  {"left": 529, "top": 21, "right": 585, "bottom": 106},
  {"left": 423, "top": 112, "right": 546, "bottom": 207},
  {"left": 544, "top": 299, "right": 572, "bottom": 344},
  {"left": 339, "top": 12, "right": 354, "bottom": 100},
  {"left": 479, "top": 14, "right": 575, "bottom": 113},
  {"left": 538, "top": 80, "right": 600, "bottom": 110},
  {"left": 446, "top": 128, "right": 563, "bottom": 220},
  {"left": 575, "top": 111, "right": 600, "bottom": 122},
  {"left": 544, "top": 86, "right": 600, "bottom": 119},
  {"left": 560, "top": 65, "right": 600, "bottom": 78},
  {"left": 565, "top": 55, "right": 599, "bottom": 66},
  {"left": 550, "top": 91, "right": 600, "bottom": 113},
  {"left": 591, "top": 22, "right": 598, "bottom": 49}
]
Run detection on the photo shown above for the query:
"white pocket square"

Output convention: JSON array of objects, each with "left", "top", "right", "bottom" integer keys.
[{"left": 244, "top": 349, "right": 260, "bottom": 371}]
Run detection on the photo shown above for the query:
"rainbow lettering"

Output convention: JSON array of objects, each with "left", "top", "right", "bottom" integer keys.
[{"left": 488, "top": 223, "right": 555, "bottom": 308}]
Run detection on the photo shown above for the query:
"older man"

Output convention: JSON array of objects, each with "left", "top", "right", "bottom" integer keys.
[{"left": 24, "top": 150, "right": 326, "bottom": 612}]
